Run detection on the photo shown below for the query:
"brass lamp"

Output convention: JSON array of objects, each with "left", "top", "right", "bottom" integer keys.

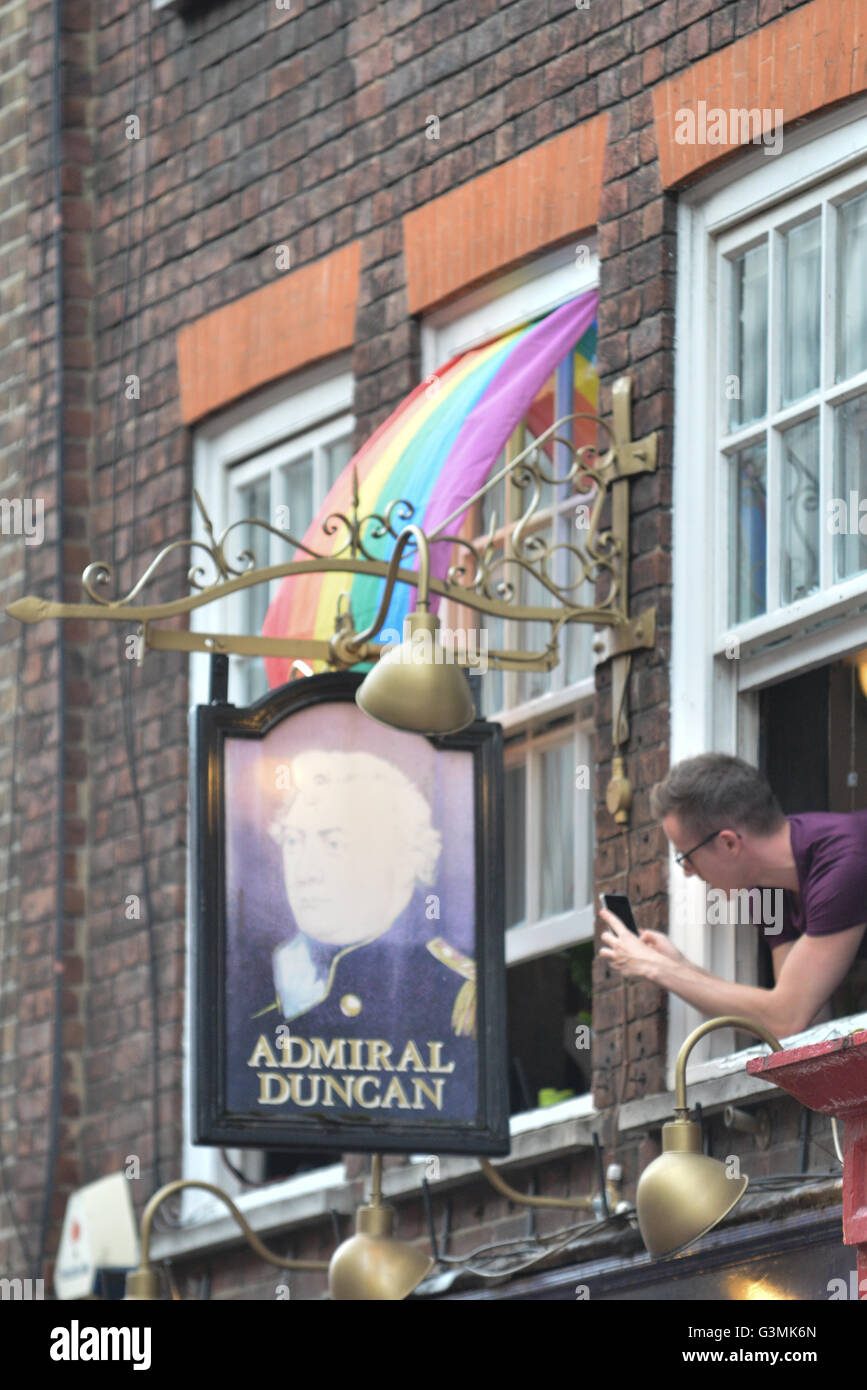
[
  {"left": 328, "top": 1154, "right": 434, "bottom": 1300},
  {"left": 341, "top": 525, "right": 476, "bottom": 736},
  {"left": 636, "top": 1016, "right": 783, "bottom": 1259},
  {"left": 124, "top": 1178, "right": 328, "bottom": 1298}
]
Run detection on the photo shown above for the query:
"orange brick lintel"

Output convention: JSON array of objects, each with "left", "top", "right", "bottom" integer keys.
[
  {"left": 176, "top": 242, "right": 361, "bottom": 425},
  {"left": 652, "top": 0, "right": 867, "bottom": 189},
  {"left": 402, "top": 114, "right": 608, "bottom": 316}
]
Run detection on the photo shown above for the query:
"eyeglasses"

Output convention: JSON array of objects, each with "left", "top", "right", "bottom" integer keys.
[{"left": 674, "top": 829, "right": 725, "bottom": 868}]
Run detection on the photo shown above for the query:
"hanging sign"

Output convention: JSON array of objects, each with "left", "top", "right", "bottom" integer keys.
[{"left": 191, "top": 670, "right": 508, "bottom": 1155}]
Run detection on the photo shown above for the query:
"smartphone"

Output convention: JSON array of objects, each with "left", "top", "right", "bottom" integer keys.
[{"left": 600, "top": 892, "right": 639, "bottom": 935}]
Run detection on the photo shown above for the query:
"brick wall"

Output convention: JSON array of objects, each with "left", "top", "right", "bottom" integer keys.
[{"left": 1, "top": 0, "right": 849, "bottom": 1294}]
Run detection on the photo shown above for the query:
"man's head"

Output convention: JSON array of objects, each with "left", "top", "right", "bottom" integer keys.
[
  {"left": 650, "top": 754, "right": 787, "bottom": 890},
  {"left": 268, "top": 750, "right": 442, "bottom": 945}
]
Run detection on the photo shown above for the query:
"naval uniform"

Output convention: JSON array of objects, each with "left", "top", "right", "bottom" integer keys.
[{"left": 235, "top": 898, "right": 478, "bottom": 1121}]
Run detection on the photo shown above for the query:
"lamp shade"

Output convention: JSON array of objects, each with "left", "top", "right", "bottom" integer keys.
[
  {"left": 636, "top": 1118, "right": 748, "bottom": 1259},
  {"left": 355, "top": 611, "right": 476, "bottom": 735},
  {"left": 328, "top": 1204, "right": 434, "bottom": 1301}
]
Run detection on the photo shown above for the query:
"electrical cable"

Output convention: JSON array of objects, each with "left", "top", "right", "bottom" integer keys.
[
  {"left": 444, "top": 1216, "right": 616, "bottom": 1281},
  {"left": 433, "top": 1209, "right": 622, "bottom": 1268},
  {"left": 607, "top": 795, "right": 633, "bottom": 1160},
  {"left": 745, "top": 1171, "right": 840, "bottom": 1185},
  {"left": 35, "top": 0, "right": 69, "bottom": 1284},
  {"left": 0, "top": 347, "right": 38, "bottom": 1277},
  {"left": 0, "top": 621, "right": 32, "bottom": 1275},
  {"left": 106, "top": 0, "right": 163, "bottom": 1195},
  {"left": 0, "top": 86, "right": 45, "bottom": 1266}
]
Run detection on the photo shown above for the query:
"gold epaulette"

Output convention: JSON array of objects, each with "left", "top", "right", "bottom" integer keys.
[{"left": 426, "top": 937, "right": 476, "bottom": 1039}]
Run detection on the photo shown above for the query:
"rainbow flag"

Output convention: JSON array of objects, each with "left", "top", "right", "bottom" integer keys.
[{"left": 263, "top": 290, "right": 598, "bottom": 687}]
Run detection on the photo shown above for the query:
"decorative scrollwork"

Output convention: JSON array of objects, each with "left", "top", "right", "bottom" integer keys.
[{"left": 13, "top": 391, "right": 657, "bottom": 647}]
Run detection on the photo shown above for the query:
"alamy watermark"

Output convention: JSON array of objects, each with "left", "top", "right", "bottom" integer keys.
[
  {"left": 674, "top": 102, "right": 783, "bottom": 157},
  {"left": 0, "top": 497, "right": 44, "bottom": 545},
  {"left": 827, "top": 492, "right": 867, "bottom": 534},
  {"left": 706, "top": 887, "right": 783, "bottom": 936},
  {"left": 378, "top": 621, "right": 489, "bottom": 673},
  {"left": 1, "top": 1277, "right": 44, "bottom": 1300}
]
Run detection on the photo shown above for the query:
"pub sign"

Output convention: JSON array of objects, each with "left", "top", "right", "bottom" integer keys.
[{"left": 191, "top": 671, "right": 509, "bottom": 1154}]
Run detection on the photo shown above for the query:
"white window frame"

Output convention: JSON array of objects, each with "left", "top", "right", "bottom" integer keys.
[
  {"left": 188, "top": 358, "right": 354, "bottom": 708},
  {"left": 423, "top": 244, "right": 599, "bottom": 963},
  {"left": 503, "top": 721, "right": 595, "bottom": 963},
  {"left": 181, "top": 358, "right": 353, "bottom": 1217},
  {"left": 421, "top": 243, "right": 598, "bottom": 375},
  {"left": 421, "top": 247, "right": 599, "bottom": 1133},
  {"left": 671, "top": 97, "right": 867, "bottom": 1085}
]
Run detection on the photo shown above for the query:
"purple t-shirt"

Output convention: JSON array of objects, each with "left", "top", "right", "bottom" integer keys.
[{"left": 769, "top": 811, "right": 867, "bottom": 949}]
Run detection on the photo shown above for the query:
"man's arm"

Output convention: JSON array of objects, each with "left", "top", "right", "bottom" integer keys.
[
  {"left": 771, "top": 940, "right": 795, "bottom": 978},
  {"left": 599, "top": 911, "right": 866, "bottom": 1040}
]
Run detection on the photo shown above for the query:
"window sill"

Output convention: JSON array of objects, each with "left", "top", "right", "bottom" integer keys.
[
  {"left": 506, "top": 904, "right": 594, "bottom": 962},
  {"left": 490, "top": 678, "right": 595, "bottom": 734},
  {"left": 627, "top": 1010, "right": 867, "bottom": 1132}
]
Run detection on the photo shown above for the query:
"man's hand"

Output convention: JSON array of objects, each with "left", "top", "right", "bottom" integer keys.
[
  {"left": 597, "top": 908, "right": 679, "bottom": 979},
  {"left": 635, "top": 929, "right": 685, "bottom": 965}
]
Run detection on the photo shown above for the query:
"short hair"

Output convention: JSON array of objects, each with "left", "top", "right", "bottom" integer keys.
[
  {"left": 649, "top": 754, "right": 786, "bottom": 841},
  {"left": 268, "top": 750, "right": 442, "bottom": 886}
]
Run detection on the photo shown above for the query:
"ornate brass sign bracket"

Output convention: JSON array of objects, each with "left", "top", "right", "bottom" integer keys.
[{"left": 7, "top": 376, "right": 658, "bottom": 819}]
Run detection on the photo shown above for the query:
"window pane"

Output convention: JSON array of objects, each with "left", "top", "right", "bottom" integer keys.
[
  {"left": 779, "top": 415, "right": 820, "bottom": 604},
  {"left": 729, "top": 243, "right": 768, "bottom": 430},
  {"left": 282, "top": 452, "right": 314, "bottom": 539},
  {"left": 324, "top": 435, "right": 353, "bottom": 494},
  {"left": 478, "top": 536, "right": 506, "bottom": 716},
  {"left": 480, "top": 447, "right": 507, "bottom": 534},
  {"left": 562, "top": 530, "right": 595, "bottom": 685},
  {"left": 837, "top": 191, "right": 867, "bottom": 382},
  {"left": 237, "top": 477, "right": 271, "bottom": 703},
  {"left": 729, "top": 441, "right": 767, "bottom": 623},
  {"left": 539, "top": 743, "right": 574, "bottom": 919},
  {"left": 504, "top": 762, "right": 525, "bottom": 928},
  {"left": 479, "top": 608, "right": 505, "bottom": 717},
  {"left": 833, "top": 394, "right": 867, "bottom": 581},
  {"left": 518, "top": 525, "right": 556, "bottom": 705},
  {"left": 237, "top": 478, "right": 271, "bottom": 625},
  {"left": 782, "top": 218, "right": 821, "bottom": 405},
  {"left": 506, "top": 951, "right": 591, "bottom": 1114},
  {"left": 524, "top": 425, "right": 556, "bottom": 514}
]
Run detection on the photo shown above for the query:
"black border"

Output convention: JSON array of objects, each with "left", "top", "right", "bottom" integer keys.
[{"left": 190, "top": 670, "right": 509, "bottom": 1155}]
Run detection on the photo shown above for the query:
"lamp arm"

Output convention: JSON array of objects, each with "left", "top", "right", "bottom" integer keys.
[
  {"left": 478, "top": 1159, "right": 595, "bottom": 1211},
  {"left": 137, "top": 1179, "right": 329, "bottom": 1273},
  {"left": 346, "top": 525, "right": 431, "bottom": 650},
  {"left": 673, "top": 1016, "right": 783, "bottom": 1114}
]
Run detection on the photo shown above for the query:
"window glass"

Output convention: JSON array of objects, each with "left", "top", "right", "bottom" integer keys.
[
  {"left": 237, "top": 477, "right": 272, "bottom": 704},
  {"left": 837, "top": 190, "right": 867, "bottom": 382},
  {"left": 779, "top": 415, "right": 820, "bottom": 604},
  {"left": 729, "top": 243, "right": 768, "bottom": 430},
  {"left": 728, "top": 440, "right": 767, "bottom": 624},
  {"left": 282, "top": 452, "right": 314, "bottom": 539},
  {"left": 723, "top": 179, "right": 867, "bottom": 624},
  {"left": 503, "top": 761, "right": 526, "bottom": 929},
  {"left": 782, "top": 217, "right": 821, "bottom": 405},
  {"left": 539, "top": 741, "right": 575, "bottom": 920},
  {"left": 833, "top": 394, "right": 867, "bottom": 581}
]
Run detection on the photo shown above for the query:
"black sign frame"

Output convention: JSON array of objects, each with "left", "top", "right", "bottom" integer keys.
[{"left": 191, "top": 669, "right": 509, "bottom": 1156}]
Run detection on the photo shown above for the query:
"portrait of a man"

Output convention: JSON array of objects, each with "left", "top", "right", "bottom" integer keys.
[
  {"left": 266, "top": 750, "right": 475, "bottom": 1047},
  {"left": 220, "top": 695, "right": 482, "bottom": 1128}
]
